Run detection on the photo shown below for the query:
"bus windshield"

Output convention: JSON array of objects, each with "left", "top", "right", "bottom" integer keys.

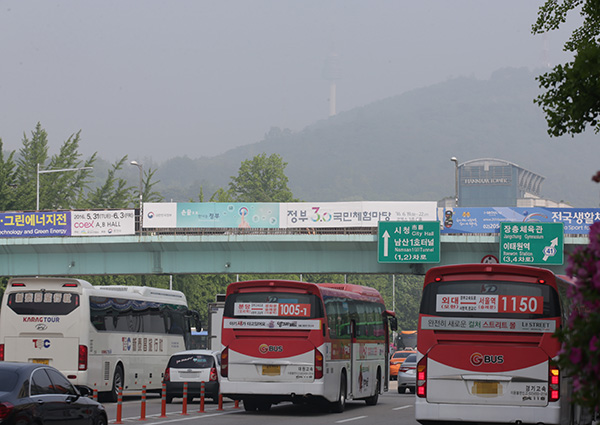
[
  {"left": 223, "top": 291, "right": 324, "bottom": 319},
  {"left": 420, "top": 280, "right": 561, "bottom": 319}
]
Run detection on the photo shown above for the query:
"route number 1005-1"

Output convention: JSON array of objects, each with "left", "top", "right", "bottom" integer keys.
[{"left": 499, "top": 296, "right": 543, "bottom": 314}]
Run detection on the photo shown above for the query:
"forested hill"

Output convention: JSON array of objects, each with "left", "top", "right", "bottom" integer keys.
[{"left": 156, "top": 67, "right": 600, "bottom": 207}]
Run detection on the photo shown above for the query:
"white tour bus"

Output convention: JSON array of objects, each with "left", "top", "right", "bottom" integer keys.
[{"left": 0, "top": 277, "right": 200, "bottom": 401}]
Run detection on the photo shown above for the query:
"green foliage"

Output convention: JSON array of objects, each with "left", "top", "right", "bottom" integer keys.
[
  {"left": 0, "top": 139, "right": 17, "bottom": 211},
  {"left": 0, "top": 124, "right": 164, "bottom": 211},
  {"left": 228, "top": 153, "right": 297, "bottom": 202},
  {"left": 555, "top": 220, "right": 600, "bottom": 408},
  {"left": 532, "top": 0, "right": 600, "bottom": 136},
  {"left": 209, "top": 187, "right": 235, "bottom": 202},
  {"left": 140, "top": 168, "right": 164, "bottom": 203},
  {"left": 83, "top": 156, "right": 134, "bottom": 209}
]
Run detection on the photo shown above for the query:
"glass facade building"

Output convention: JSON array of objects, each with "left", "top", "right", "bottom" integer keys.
[{"left": 457, "top": 158, "right": 544, "bottom": 207}]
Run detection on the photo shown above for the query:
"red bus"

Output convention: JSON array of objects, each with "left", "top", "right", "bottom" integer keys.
[
  {"left": 415, "top": 264, "right": 579, "bottom": 425},
  {"left": 219, "top": 279, "right": 397, "bottom": 412}
]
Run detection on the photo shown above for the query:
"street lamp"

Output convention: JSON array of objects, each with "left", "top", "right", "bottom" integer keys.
[
  {"left": 450, "top": 157, "right": 459, "bottom": 207},
  {"left": 130, "top": 161, "right": 143, "bottom": 234},
  {"left": 36, "top": 163, "right": 93, "bottom": 211}
]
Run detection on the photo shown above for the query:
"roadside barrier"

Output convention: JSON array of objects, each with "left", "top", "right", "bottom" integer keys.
[
  {"left": 217, "top": 393, "right": 223, "bottom": 411},
  {"left": 115, "top": 387, "right": 123, "bottom": 424},
  {"left": 234, "top": 399, "right": 239, "bottom": 409},
  {"left": 182, "top": 382, "right": 188, "bottom": 415},
  {"left": 199, "top": 381, "right": 205, "bottom": 413},
  {"left": 160, "top": 382, "right": 167, "bottom": 418},
  {"left": 92, "top": 388, "right": 98, "bottom": 402},
  {"left": 140, "top": 385, "right": 146, "bottom": 421}
]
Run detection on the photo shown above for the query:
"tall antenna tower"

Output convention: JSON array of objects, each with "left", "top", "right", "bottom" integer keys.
[{"left": 323, "top": 50, "right": 342, "bottom": 117}]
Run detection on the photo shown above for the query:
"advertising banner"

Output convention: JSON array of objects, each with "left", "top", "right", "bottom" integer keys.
[
  {"left": 177, "top": 203, "right": 279, "bottom": 228},
  {"left": 439, "top": 207, "right": 600, "bottom": 235},
  {"left": 143, "top": 203, "right": 177, "bottom": 228},
  {"left": 281, "top": 202, "right": 437, "bottom": 228},
  {"left": 71, "top": 210, "right": 135, "bottom": 236},
  {"left": 0, "top": 211, "right": 70, "bottom": 237}
]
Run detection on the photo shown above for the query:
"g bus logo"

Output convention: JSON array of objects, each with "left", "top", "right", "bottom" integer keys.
[
  {"left": 259, "top": 344, "right": 283, "bottom": 354},
  {"left": 470, "top": 352, "right": 504, "bottom": 366}
]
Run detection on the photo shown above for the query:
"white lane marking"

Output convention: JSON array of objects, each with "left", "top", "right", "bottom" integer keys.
[
  {"left": 335, "top": 415, "right": 368, "bottom": 423},
  {"left": 393, "top": 405, "right": 412, "bottom": 410}
]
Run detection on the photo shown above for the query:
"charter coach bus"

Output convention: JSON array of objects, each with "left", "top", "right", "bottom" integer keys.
[
  {"left": 0, "top": 277, "right": 200, "bottom": 402},
  {"left": 219, "top": 279, "right": 397, "bottom": 413},
  {"left": 415, "top": 263, "right": 581, "bottom": 425}
]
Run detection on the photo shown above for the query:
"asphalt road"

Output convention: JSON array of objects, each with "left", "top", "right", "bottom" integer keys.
[{"left": 104, "top": 380, "right": 419, "bottom": 425}]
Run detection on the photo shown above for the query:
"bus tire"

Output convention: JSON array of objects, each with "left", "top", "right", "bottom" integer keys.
[
  {"left": 330, "top": 372, "right": 347, "bottom": 413},
  {"left": 108, "top": 364, "right": 124, "bottom": 403},
  {"left": 365, "top": 368, "right": 381, "bottom": 406},
  {"left": 257, "top": 402, "right": 271, "bottom": 411},
  {"left": 243, "top": 399, "right": 257, "bottom": 411}
]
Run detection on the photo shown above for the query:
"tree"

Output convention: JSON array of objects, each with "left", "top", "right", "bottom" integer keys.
[
  {"left": 0, "top": 139, "right": 17, "bottom": 211},
  {"left": 228, "top": 153, "right": 297, "bottom": 202},
  {"left": 532, "top": 1, "right": 600, "bottom": 137},
  {"left": 84, "top": 156, "right": 133, "bottom": 209},
  {"left": 139, "top": 168, "right": 164, "bottom": 204}
]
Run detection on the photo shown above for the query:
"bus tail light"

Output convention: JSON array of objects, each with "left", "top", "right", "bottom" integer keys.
[
  {"left": 314, "top": 349, "right": 324, "bottom": 380},
  {"left": 549, "top": 365, "right": 560, "bottom": 402},
  {"left": 0, "top": 344, "right": 4, "bottom": 361},
  {"left": 416, "top": 356, "right": 427, "bottom": 398},
  {"left": 78, "top": 345, "right": 88, "bottom": 371},
  {"left": 221, "top": 347, "right": 229, "bottom": 378},
  {"left": 210, "top": 367, "right": 218, "bottom": 381}
]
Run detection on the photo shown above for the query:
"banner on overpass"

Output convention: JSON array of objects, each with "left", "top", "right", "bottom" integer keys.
[
  {"left": 281, "top": 202, "right": 437, "bottom": 228},
  {"left": 439, "top": 207, "right": 600, "bottom": 235},
  {"left": 0, "top": 211, "right": 70, "bottom": 237},
  {"left": 143, "top": 201, "right": 438, "bottom": 229},
  {"left": 0, "top": 210, "right": 135, "bottom": 238}
]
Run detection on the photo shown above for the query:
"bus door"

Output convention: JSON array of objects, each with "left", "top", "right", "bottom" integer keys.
[{"left": 349, "top": 320, "right": 356, "bottom": 398}]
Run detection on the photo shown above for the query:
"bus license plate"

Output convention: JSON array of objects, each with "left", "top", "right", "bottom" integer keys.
[
  {"left": 31, "top": 359, "right": 49, "bottom": 365},
  {"left": 472, "top": 381, "right": 499, "bottom": 395},
  {"left": 262, "top": 365, "right": 280, "bottom": 376}
]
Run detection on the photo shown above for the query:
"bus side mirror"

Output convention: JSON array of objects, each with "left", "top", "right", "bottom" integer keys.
[{"left": 389, "top": 317, "right": 398, "bottom": 331}]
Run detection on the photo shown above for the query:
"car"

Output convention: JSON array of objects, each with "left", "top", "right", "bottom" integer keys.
[
  {"left": 397, "top": 353, "right": 417, "bottom": 393},
  {"left": 389, "top": 350, "right": 415, "bottom": 380},
  {"left": 0, "top": 361, "right": 107, "bottom": 425},
  {"left": 164, "top": 349, "right": 221, "bottom": 403}
]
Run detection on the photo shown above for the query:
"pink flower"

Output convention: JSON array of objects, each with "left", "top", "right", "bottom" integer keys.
[
  {"left": 590, "top": 335, "right": 599, "bottom": 352},
  {"left": 570, "top": 347, "right": 583, "bottom": 364}
]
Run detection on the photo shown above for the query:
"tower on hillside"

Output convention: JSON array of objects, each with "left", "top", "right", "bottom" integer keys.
[{"left": 323, "top": 50, "right": 342, "bottom": 117}]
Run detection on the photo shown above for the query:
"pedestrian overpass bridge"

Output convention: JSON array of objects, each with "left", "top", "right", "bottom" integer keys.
[{"left": 0, "top": 230, "right": 587, "bottom": 277}]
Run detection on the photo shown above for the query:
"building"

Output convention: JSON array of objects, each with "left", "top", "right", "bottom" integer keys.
[{"left": 440, "top": 158, "right": 571, "bottom": 208}]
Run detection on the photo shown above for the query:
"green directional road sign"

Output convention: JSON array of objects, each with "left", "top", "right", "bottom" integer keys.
[
  {"left": 378, "top": 221, "right": 440, "bottom": 263},
  {"left": 499, "top": 222, "right": 564, "bottom": 265}
]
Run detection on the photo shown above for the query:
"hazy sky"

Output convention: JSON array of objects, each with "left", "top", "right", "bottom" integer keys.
[{"left": 0, "top": 1, "right": 577, "bottom": 161}]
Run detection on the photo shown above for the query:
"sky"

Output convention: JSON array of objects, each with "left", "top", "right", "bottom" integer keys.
[{"left": 0, "top": 1, "right": 578, "bottom": 162}]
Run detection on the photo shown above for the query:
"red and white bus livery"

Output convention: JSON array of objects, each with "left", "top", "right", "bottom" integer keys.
[
  {"left": 219, "top": 279, "right": 396, "bottom": 412},
  {"left": 415, "top": 264, "right": 578, "bottom": 425}
]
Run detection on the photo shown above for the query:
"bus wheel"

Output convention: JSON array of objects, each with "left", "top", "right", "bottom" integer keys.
[
  {"left": 330, "top": 373, "right": 347, "bottom": 413},
  {"left": 109, "top": 365, "right": 124, "bottom": 403},
  {"left": 243, "top": 399, "right": 257, "bottom": 411},
  {"left": 365, "top": 369, "right": 381, "bottom": 406},
  {"left": 257, "top": 402, "right": 271, "bottom": 411}
]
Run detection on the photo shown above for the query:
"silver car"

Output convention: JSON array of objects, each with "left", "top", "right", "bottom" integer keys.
[
  {"left": 397, "top": 353, "right": 417, "bottom": 394},
  {"left": 164, "top": 350, "right": 221, "bottom": 403}
]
